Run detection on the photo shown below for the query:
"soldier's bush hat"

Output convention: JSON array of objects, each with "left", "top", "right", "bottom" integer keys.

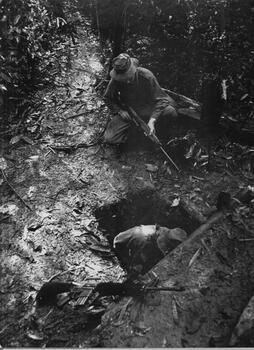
[{"left": 110, "top": 53, "right": 138, "bottom": 82}]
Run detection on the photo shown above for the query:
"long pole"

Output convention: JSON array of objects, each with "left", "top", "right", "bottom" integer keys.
[
  {"left": 126, "top": 105, "right": 180, "bottom": 172},
  {"left": 159, "top": 145, "right": 179, "bottom": 172}
]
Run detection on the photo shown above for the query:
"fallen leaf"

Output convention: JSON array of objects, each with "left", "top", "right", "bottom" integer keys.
[
  {"left": 171, "top": 197, "right": 180, "bottom": 207},
  {"left": 0, "top": 72, "right": 11, "bottom": 83},
  {"left": 81, "top": 218, "right": 93, "bottom": 231},
  {"left": 195, "top": 148, "right": 202, "bottom": 160},
  {"left": 29, "top": 125, "right": 38, "bottom": 133},
  {"left": 248, "top": 185, "right": 254, "bottom": 193},
  {"left": 27, "top": 332, "right": 44, "bottom": 341},
  {"left": 166, "top": 167, "right": 172, "bottom": 175},
  {"left": 86, "top": 307, "right": 106, "bottom": 315},
  {"left": 240, "top": 93, "right": 249, "bottom": 101},
  {"left": 89, "top": 244, "right": 111, "bottom": 254},
  {"left": 188, "top": 248, "right": 201, "bottom": 268},
  {"left": 145, "top": 164, "right": 159, "bottom": 172},
  {"left": 0, "top": 203, "right": 19, "bottom": 215},
  {"left": 162, "top": 337, "right": 167, "bottom": 347},
  {"left": 185, "top": 143, "right": 197, "bottom": 159},
  {"left": 21, "top": 136, "right": 34, "bottom": 145},
  {"left": 121, "top": 165, "right": 132, "bottom": 170},
  {"left": 28, "top": 155, "right": 39, "bottom": 162},
  {"left": 27, "top": 186, "right": 37, "bottom": 198},
  {"left": 0, "top": 84, "right": 7, "bottom": 91},
  {"left": 199, "top": 161, "right": 208, "bottom": 167},
  {"left": 72, "top": 229, "right": 84, "bottom": 237},
  {"left": 172, "top": 299, "right": 179, "bottom": 324},
  {"left": 0, "top": 157, "right": 7, "bottom": 170},
  {"left": 162, "top": 279, "right": 178, "bottom": 288},
  {"left": 23, "top": 224, "right": 28, "bottom": 241},
  {"left": 86, "top": 235, "right": 100, "bottom": 245},
  {"left": 226, "top": 115, "right": 238, "bottom": 122},
  {"left": 10, "top": 135, "right": 22, "bottom": 145},
  {"left": 14, "top": 14, "right": 21, "bottom": 25},
  {"left": 28, "top": 221, "right": 42, "bottom": 231},
  {"left": 38, "top": 210, "right": 51, "bottom": 220}
]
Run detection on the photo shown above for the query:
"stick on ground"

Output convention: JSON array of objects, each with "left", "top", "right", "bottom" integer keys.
[{"left": 1, "top": 169, "right": 32, "bottom": 211}]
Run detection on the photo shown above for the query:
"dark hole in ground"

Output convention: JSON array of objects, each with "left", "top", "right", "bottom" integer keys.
[{"left": 94, "top": 189, "right": 201, "bottom": 273}]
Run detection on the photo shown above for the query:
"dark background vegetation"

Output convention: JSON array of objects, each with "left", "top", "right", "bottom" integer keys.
[{"left": 0, "top": 0, "right": 254, "bottom": 132}]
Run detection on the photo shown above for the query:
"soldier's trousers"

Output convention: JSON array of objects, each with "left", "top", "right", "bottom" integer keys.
[{"left": 104, "top": 104, "right": 177, "bottom": 145}]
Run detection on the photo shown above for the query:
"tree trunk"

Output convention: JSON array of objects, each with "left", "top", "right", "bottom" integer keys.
[
  {"left": 112, "top": 20, "right": 125, "bottom": 58},
  {"left": 200, "top": 77, "right": 224, "bottom": 130}
]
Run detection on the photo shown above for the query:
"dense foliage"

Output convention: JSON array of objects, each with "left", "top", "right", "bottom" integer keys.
[
  {"left": 87, "top": 0, "right": 254, "bottom": 124},
  {"left": 0, "top": 0, "right": 78, "bottom": 120}
]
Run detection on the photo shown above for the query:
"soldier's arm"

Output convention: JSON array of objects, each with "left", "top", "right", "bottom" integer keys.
[{"left": 147, "top": 74, "right": 164, "bottom": 133}]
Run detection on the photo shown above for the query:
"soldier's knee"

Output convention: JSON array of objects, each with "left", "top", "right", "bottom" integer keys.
[
  {"left": 103, "top": 116, "right": 130, "bottom": 144},
  {"left": 104, "top": 126, "right": 123, "bottom": 145}
]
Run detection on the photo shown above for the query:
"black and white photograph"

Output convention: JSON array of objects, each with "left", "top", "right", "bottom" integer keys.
[{"left": 0, "top": 0, "right": 254, "bottom": 347}]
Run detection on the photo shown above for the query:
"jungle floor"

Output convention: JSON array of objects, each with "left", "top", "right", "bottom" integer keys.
[{"left": 0, "top": 23, "right": 254, "bottom": 347}]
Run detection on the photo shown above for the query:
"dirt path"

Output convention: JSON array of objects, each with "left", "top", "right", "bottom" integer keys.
[
  {"left": 0, "top": 22, "right": 254, "bottom": 347},
  {"left": 0, "top": 27, "right": 125, "bottom": 347}
]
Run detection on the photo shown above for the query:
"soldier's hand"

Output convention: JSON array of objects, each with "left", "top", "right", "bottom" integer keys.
[
  {"left": 148, "top": 118, "right": 156, "bottom": 135},
  {"left": 119, "top": 110, "right": 131, "bottom": 121}
]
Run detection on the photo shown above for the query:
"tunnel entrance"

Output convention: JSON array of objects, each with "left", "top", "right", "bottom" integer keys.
[{"left": 94, "top": 189, "right": 201, "bottom": 274}]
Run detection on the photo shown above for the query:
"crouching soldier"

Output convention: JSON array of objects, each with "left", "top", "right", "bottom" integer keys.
[
  {"left": 104, "top": 53, "right": 178, "bottom": 145},
  {"left": 113, "top": 225, "right": 187, "bottom": 276}
]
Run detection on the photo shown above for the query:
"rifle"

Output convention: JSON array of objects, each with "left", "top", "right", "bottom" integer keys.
[{"left": 124, "top": 105, "right": 180, "bottom": 171}]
